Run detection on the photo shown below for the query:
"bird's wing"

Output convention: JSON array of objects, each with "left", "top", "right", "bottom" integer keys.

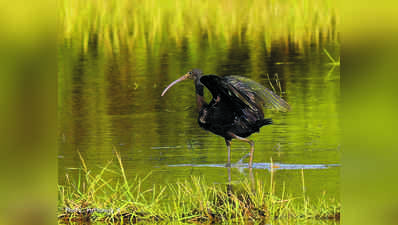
[
  {"left": 225, "top": 75, "right": 290, "bottom": 112},
  {"left": 200, "top": 75, "right": 290, "bottom": 113},
  {"left": 200, "top": 75, "right": 251, "bottom": 108}
]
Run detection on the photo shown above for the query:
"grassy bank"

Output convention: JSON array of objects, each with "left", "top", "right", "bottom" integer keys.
[{"left": 58, "top": 151, "right": 340, "bottom": 224}]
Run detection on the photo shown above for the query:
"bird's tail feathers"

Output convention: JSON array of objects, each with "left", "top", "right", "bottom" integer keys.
[{"left": 256, "top": 118, "right": 272, "bottom": 127}]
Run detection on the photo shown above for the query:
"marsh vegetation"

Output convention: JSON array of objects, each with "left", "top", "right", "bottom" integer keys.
[{"left": 58, "top": 152, "right": 339, "bottom": 224}]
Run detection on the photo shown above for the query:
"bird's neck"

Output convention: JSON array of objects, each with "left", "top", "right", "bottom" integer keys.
[{"left": 195, "top": 79, "right": 206, "bottom": 110}]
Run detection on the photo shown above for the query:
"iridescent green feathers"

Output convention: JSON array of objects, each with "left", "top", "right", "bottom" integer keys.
[
  {"left": 225, "top": 76, "right": 290, "bottom": 112},
  {"left": 200, "top": 75, "right": 290, "bottom": 113}
]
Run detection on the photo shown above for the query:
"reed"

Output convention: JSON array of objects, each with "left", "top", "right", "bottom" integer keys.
[
  {"left": 58, "top": 0, "right": 339, "bottom": 52},
  {"left": 324, "top": 48, "right": 340, "bottom": 66}
]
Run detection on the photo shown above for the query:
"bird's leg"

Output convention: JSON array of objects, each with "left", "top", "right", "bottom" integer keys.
[
  {"left": 227, "top": 166, "right": 232, "bottom": 190},
  {"left": 228, "top": 132, "right": 255, "bottom": 169},
  {"left": 225, "top": 139, "right": 232, "bottom": 193},
  {"left": 225, "top": 139, "right": 231, "bottom": 167}
]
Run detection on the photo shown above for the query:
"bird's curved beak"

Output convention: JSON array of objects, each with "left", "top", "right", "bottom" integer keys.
[{"left": 161, "top": 74, "right": 190, "bottom": 96}]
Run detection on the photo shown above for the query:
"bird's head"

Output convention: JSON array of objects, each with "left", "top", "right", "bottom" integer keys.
[{"left": 161, "top": 69, "right": 203, "bottom": 96}]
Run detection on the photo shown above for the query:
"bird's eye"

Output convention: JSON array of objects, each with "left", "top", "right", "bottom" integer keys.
[{"left": 189, "top": 72, "right": 192, "bottom": 75}]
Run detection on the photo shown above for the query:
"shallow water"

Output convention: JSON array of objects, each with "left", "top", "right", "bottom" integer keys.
[{"left": 58, "top": 34, "right": 340, "bottom": 210}]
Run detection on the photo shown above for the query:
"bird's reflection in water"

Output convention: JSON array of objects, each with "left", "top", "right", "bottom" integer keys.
[
  {"left": 227, "top": 166, "right": 232, "bottom": 194},
  {"left": 226, "top": 163, "right": 255, "bottom": 195}
]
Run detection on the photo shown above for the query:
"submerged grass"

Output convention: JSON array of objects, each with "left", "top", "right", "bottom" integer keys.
[{"left": 58, "top": 151, "right": 340, "bottom": 224}]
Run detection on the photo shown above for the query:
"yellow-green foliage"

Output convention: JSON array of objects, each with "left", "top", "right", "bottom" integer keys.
[
  {"left": 59, "top": 0, "right": 339, "bottom": 51},
  {"left": 58, "top": 151, "right": 340, "bottom": 223}
]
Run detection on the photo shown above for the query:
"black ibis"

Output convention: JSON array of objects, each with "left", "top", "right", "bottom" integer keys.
[{"left": 161, "top": 69, "right": 290, "bottom": 168}]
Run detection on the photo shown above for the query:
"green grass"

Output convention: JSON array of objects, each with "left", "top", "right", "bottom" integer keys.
[
  {"left": 323, "top": 48, "right": 340, "bottom": 66},
  {"left": 58, "top": 151, "right": 340, "bottom": 224},
  {"left": 323, "top": 48, "right": 340, "bottom": 80}
]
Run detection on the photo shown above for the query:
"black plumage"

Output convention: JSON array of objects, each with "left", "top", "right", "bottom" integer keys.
[{"left": 161, "top": 69, "right": 289, "bottom": 168}]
